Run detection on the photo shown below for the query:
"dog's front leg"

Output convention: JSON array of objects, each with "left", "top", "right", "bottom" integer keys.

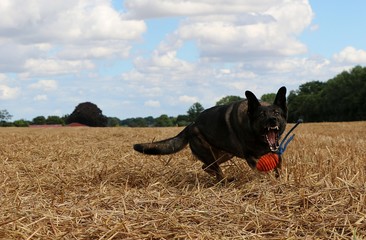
[
  {"left": 274, "top": 155, "right": 282, "bottom": 178},
  {"left": 245, "top": 156, "right": 258, "bottom": 169}
]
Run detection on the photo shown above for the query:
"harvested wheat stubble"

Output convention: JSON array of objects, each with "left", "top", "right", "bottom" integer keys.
[{"left": 0, "top": 122, "right": 365, "bottom": 239}]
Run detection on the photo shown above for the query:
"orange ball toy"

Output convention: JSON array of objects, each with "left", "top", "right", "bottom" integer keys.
[{"left": 256, "top": 153, "right": 280, "bottom": 172}]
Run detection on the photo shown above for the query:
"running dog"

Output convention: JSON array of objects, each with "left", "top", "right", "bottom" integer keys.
[{"left": 134, "top": 87, "right": 287, "bottom": 181}]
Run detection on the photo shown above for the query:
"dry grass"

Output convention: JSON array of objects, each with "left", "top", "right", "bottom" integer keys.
[{"left": 0, "top": 122, "right": 365, "bottom": 239}]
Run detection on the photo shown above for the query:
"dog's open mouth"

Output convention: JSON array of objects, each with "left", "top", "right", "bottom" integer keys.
[{"left": 265, "top": 126, "right": 279, "bottom": 152}]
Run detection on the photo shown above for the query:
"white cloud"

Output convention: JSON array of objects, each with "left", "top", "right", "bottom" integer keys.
[
  {"left": 0, "top": 0, "right": 146, "bottom": 43},
  {"left": 22, "top": 59, "right": 95, "bottom": 77},
  {"left": 0, "top": 0, "right": 146, "bottom": 74},
  {"left": 124, "top": 0, "right": 280, "bottom": 19},
  {"left": 134, "top": 50, "right": 195, "bottom": 74},
  {"left": 333, "top": 46, "right": 366, "bottom": 64},
  {"left": 1, "top": 0, "right": 364, "bottom": 121},
  {"left": 33, "top": 94, "right": 48, "bottom": 101},
  {"left": 219, "top": 69, "right": 231, "bottom": 74},
  {"left": 310, "top": 24, "right": 319, "bottom": 31},
  {"left": 126, "top": 0, "right": 313, "bottom": 61},
  {"left": 123, "top": 51, "right": 197, "bottom": 93},
  {"left": 136, "top": 86, "right": 162, "bottom": 97},
  {"left": 29, "top": 80, "right": 58, "bottom": 91},
  {"left": 0, "top": 85, "right": 20, "bottom": 100},
  {"left": 179, "top": 95, "right": 198, "bottom": 103},
  {"left": 0, "top": 73, "right": 7, "bottom": 83},
  {"left": 58, "top": 44, "right": 131, "bottom": 60},
  {"left": 144, "top": 100, "right": 161, "bottom": 108}
]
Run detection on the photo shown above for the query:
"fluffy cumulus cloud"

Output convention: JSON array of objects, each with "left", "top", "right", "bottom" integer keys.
[
  {"left": 1, "top": 0, "right": 365, "bottom": 120},
  {"left": 124, "top": 0, "right": 281, "bottom": 19},
  {"left": 134, "top": 50, "right": 195, "bottom": 75},
  {"left": 178, "top": 95, "right": 198, "bottom": 104},
  {"left": 121, "top": 0, "right": 361, "bottom": 110},
  {"left": 0, "top": 0, "right": 147, "bottom": 119},
  {"left": 121, "top": 0, "right": 317, "bottom": 105},
  {"left": 0, "top": 0, "right": 146, "bottom": 75},
  {"left": 22, "top": 59, "right": 95, "bottom": 78},
  {"left": 0, "top": 0, "right": 146, "bottom": 42},
  {"left": 29, "top": 80, "right": 58, "bottom": 91},
  {"left": 0, "top": 74, "right": 20, "bottom": 100},
  {"left": 0, "top": 85, "right": 20, "bottom": 100},
  {"left": 126, "top": 0, "right": 312, "bottom": 61},
  {"left": 33, "top": 94, "right": 48, "bottom": 101},
  {"left": 0, "top": 73, "right": 7, "bottom": 83},
  {"left": 333, "top": 47, "right": 366, "bottom": 64},
  {"left": 144, "top": 100, "right": 160, "bottom": 108}
]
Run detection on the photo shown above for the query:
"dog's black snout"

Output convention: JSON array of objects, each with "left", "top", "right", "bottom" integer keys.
[{"left": 269, "top": 117, "right": 277, "bottom": 125}]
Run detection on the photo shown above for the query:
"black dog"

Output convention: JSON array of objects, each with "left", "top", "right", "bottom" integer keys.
[{"left": 134, "top": 87, "right": 287, "bottom": 181}]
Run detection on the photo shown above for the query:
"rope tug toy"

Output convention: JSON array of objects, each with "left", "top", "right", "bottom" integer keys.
[{"left": 256, "top": 119, "right": 303, "bottom": 172}]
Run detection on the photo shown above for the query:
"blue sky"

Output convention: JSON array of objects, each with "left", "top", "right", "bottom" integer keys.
[
  {"left": 1, "top": 0, "right": 366, "bottom": 121},
  {"left": 302, "top": 1, "right": 366, "bottom": 57}
]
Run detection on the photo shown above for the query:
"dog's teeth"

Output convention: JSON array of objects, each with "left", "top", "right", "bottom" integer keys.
[{"left": 270, "top": 146, "right": 278, "bottom": 152}]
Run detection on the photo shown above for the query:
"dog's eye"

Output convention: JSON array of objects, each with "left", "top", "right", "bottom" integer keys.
[{"left": 274, "top": 111, "right": 280, "bottom": 116}]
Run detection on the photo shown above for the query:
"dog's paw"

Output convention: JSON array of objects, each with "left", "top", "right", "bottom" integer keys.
[{"left": 217, "top": 176, "right": 236, "bottom": 185}]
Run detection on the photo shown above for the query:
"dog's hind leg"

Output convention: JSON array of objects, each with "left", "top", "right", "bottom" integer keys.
[
  {"left": 188, "top": 128, "right": 233, "bottom": 182},
  {"left": 201, "top": 152, "right": 234, "bottom": 182}
]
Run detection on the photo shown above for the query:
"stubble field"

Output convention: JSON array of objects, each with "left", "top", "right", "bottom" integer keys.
[{"left": 0, "top": 122, "right": 365, "bottom": 239}]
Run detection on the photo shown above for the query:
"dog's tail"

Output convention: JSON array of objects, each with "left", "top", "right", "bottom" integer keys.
[{"left": 133, "top": 125, "right": 191, "bottom": 155}]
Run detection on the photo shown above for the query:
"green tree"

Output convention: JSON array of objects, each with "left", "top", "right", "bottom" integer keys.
[
  {"left": 0, "top": 109, "right": 12, "bottom": 121},
  {"left": 32, "top": 116, "right": 46, "bottom": 125},
  {"left": 215, "top": 96, "right": 243, "bottom": 106},
  {"left": 144, "top": 116, "right": 155, "bottom": 126},
  {"left": 187, "top": 102, "right": 204, "bottom": 122},
  {"left": 321, "top": 66, "right": 366, "bottom": 121},
  {"left": 260, "top": 93, "right": 276, "bottom": 103},
  {"left": 120, "top": 116, "right": 156, "bottom": 127},
  {"left": 155, "top": 114, "right": 174, "bottom": 127},
  {"left": 46, "top": 116, "right": 64, "bottom": 125},
  {"left": 287, "top": 66, "right": 366, "bottom": 122},
  {"left": 287, "top": 81, "right": 325, "bottom": 122},
  {"left": 107, "top": 117, "right": 120, "bottom": 127},
  {"left": 0, "top": 110, "right": 12, "bottom": 126},
  {"left": 176, "top": 114, "right": 190, "bottom": 126},
  {"left": 61, "top": 114, "right": 69, "bottom": 124},
  {"left": 13, "top": 119, "right": 29, "bottom": 127},
  {"left": 299, "top": 80, "right": 325, "bottom": 95},
  {"left": 121, "top": 117, "right": 146, "bottom": 127},
  {"left": 133, "top": 118, "right": 147, "bottom": 127}
]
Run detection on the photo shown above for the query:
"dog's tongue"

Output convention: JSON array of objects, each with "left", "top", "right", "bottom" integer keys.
[{"left": 266, "top": 130, "right": 278, "bottom": 151}]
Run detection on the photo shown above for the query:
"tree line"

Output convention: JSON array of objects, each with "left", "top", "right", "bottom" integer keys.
[
  {"left": 0, "top": 97, "right": 246, "bottom": 127},
  {"left": 0, "top": 102, "right": 108, "bottom": 127},
  {"left": 287, "top": 65, "right": 366, "bottom": 122},
  {"left": 1, "top": 65, "right": 365, "bottom": 127},
  {"left": 119, "top": 97, "right": 251, "bottom": 127}
]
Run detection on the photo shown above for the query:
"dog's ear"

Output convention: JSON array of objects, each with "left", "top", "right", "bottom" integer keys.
[
  {"left": 273, "top": 86, "right": 287, "bottom": 113},
  {"left": 245, "top": 90, "right": 260, "bottom": 115}
]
